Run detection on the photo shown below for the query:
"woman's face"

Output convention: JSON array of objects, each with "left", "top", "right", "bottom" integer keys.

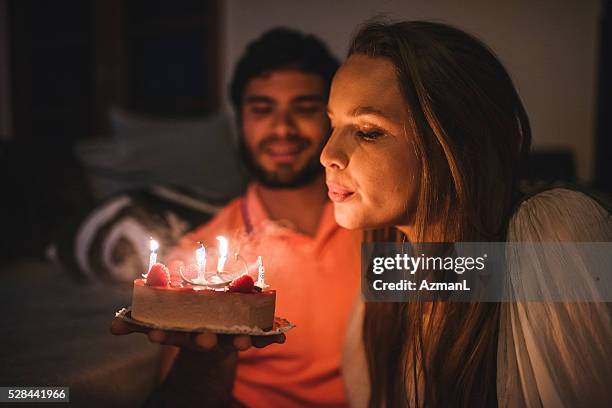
[{"left": 321, "top": 54, "right": 420, "bottom": 230}]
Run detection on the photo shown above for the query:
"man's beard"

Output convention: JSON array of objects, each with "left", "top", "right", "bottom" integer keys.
[{"left": 238, "top": 134, "right": 325, "bottom": 189}]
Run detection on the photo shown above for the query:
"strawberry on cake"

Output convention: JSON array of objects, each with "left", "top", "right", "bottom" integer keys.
[{"left": 131, "top": 263, "right": 276, "bottom": 331}]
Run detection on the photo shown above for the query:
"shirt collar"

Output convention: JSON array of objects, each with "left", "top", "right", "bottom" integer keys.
[{"left": 244, "top": 183, "right": 340, "bottom": 246}]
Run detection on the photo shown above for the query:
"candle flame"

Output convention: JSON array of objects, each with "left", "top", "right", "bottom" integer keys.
[
  {"left": 196, "top": 244, "right": 206, "bottom": 260},
  {"left": 216, "top": 236, "right": 228, "bottom": 272},
  {"left": 143, "top": 238, "right": 159, "bottom": 278},
  {"left": 196, "top": 244, "right": 206, "bottom": 264},
  {"left": 150, "top": 238, "right": 159, "bottom": 252},
  {"left": 216, "top": 236, "right": 228, "bottom": 257},
  {"left": 195, "top": 243, "right": 207, "bottom": 281}
]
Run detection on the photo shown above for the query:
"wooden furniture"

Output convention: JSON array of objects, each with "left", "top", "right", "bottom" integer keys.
[{"left": 9, "top": 0, "right": 221, "bottom": 140}]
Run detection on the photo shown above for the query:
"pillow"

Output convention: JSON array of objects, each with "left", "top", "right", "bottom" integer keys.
[
  {"left": 76, "top": 109, "right": 247, "bottom": 200},
  {"left": 52, "top": 185, "right": 222, "bottom": 282}
]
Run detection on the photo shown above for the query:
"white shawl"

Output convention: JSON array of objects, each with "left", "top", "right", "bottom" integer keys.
[
  {"left": 343, "top": 188, "right": 612, "bottom": 407},
  {"left": 498, "top": 188, "right": 612, "bottom": 407}
]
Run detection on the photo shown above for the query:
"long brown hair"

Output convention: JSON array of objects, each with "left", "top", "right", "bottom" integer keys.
[{"left": 351, "top": 21, "right": 531, "bottom": 407}]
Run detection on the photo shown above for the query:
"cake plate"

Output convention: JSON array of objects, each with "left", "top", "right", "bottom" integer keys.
[{"left": 115, "top": 307, "right": 295, "bottom": 336}]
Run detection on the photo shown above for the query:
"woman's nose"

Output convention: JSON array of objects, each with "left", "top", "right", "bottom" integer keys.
[{"left": 320, "top": 131, "right": 349, "bottom": 170}]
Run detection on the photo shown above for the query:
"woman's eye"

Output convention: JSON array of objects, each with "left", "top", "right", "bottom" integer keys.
[{"left": 356, "top": 129, "right": 384, "bottom": 141}]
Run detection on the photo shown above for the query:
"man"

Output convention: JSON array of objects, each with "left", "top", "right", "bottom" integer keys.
[{"left": 113, "top": 28, "right": 360, "bottom": 407}]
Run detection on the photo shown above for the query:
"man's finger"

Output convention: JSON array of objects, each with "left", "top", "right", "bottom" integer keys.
[
  {"left": 233, "top": 335, "right": 252, "bottom": 351},
  {"left": 110, "top": 318, "right": 145, "bottom": 335},
  {"left": 194, "top": 332, "right": 218, "bottom": 350},
  {"left": 148, "top": 329, "right": 167, "bottom": 343},
  {"left": 251, "top": 334, "right": 286, "bottom": 348},
  {"left": 152, "top": 331, "right": 197, "bottom": 348}
]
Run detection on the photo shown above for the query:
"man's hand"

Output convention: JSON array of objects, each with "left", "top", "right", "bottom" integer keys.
[{"left": 110, "top": 317, "right": 286, "bottom": 352}]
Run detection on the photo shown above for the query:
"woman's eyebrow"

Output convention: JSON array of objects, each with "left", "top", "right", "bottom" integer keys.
[
  {"left": 351, "top": 105, "right": 394, "bottom": 121},
  {"left": 327, "top": 105, "right": 398, "bottom": 124}
]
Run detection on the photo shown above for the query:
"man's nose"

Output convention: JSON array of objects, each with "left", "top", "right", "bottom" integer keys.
[{"left": 272, "top": 110, "right": 297, "bottom": 138}]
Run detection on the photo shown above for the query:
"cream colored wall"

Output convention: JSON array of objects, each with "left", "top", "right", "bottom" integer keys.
[{"left": 220, "top": 0, "right": 602, "bottom": 182}]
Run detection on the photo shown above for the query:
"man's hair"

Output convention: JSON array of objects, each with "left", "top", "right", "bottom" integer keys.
[{"left": 229, "top": 27, "right": 339, "bottom": 115}]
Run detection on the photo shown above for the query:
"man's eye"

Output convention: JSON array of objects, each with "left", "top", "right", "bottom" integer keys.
[
  {"left": 251, "top": 106, "right": 273, "bottom": 114},
  {"left": 356, "top": 129, "right": 384, "bottom": 141},
  {"left": 295, "top": 105, "right": 322, "bottom": 115}
]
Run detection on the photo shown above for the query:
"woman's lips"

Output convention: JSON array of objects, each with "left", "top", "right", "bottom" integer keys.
[{"left": 326, "top": 182, "right": 355, "bottom": 203}]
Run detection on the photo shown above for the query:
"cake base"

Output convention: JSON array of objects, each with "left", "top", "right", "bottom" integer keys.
[
  {"left": 116, "top": 307, "right": 294, "bottom": 335},
  {"left": 131, "top": 279, "right": 276, "bottom": 331}
]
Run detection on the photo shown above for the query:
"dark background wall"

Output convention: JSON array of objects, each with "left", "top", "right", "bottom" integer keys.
[
  {"left": 596, "top": 0, "right": 612, "bottom": 194},
  {"left": 0, "top": 0, "right": 221, "bottom": 258}
]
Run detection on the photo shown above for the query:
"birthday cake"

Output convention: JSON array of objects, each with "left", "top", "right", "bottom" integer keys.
[{"left": 131, "top": 262, "right": 276, "bottom": 331}]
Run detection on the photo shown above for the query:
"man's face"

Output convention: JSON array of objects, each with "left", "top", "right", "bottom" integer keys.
[{"left": 240, "top": 69, "right": 330, "bottom": 188}]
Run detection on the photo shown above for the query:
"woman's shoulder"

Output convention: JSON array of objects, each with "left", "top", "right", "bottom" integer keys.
[{"left": 508, "top": 187, "right": 612, "bottom": 241}]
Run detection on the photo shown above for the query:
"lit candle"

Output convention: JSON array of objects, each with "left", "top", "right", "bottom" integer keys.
[
  {"left": 147, "top": 238, "right": 159, "bottom": 276},
  {"left": 256, "top": 255, "right": 268, "bottom": 287},
  {"left": 195, "top": 243, "right": 206, "bottom": 280},
  {"left": 216, "top": 235, "right": 228, "bottom": 273}
]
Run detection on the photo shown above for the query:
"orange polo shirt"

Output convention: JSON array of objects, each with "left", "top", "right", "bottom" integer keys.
[{"left": 172, "top": 183, "right": 360, "bottom": 407}]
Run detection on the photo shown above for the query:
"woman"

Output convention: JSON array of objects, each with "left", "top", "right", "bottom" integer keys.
[{"left": 321, "top": 21, "right": 612, "bottom": 407}]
